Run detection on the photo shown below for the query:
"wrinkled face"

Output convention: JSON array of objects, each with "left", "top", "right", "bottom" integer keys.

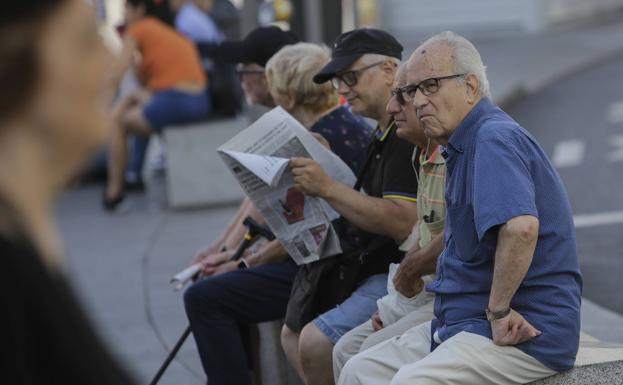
[
  {"left": 237, "top": 63, "right": 274, "bottom": 107},
  {"left": 334, "top": 57, "right": 392, "bottom": 118},
  {"left": 386, "top": 64, "right": 425, "bottom": 146},
  {"left": 406, "top": 41, "right": 473, "bottom": 143},
  {"left": 28, "top": 0, "right": 112, "bottom": 160}
]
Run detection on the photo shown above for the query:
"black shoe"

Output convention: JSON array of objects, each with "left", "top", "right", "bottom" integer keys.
[
  {"left": 124, "top": 178, "right": 145, "bottom": 193},
  {"left": 102, "top": 193, "right": 130, "bottom": 213}
]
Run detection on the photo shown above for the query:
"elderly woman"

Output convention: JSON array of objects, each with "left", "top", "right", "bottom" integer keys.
[
  {"left": 183, "top": 42, "right": 372, "bottom": 385},
  {"left": 0, "top": 1, "right": 136, "bottom": 383},
  {"left": 265, "top": 42, "right": 372, "bottom": 173}
]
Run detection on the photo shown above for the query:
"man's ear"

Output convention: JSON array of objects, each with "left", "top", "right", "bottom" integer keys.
[
  {"left": 382, "top": 60, "right": 398, "bottom": 86},
  {"left": 464, "top": 73, "right": 480, "bottom": 104}
]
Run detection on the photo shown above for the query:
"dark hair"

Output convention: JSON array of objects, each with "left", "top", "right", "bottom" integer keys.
[
  {"left": 127, "top": 0, "right": 174, "bottom": 25},
  {"left": 0, "top": 0, "right": 67, "bottom": 122}
]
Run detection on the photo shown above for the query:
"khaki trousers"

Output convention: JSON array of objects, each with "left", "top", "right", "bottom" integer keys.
[
  {"left": 332, "top": 300, "right": 434, "bottom": 382},
  {"left": 338, "top": 321, "right": 556, "bottom": 385}
]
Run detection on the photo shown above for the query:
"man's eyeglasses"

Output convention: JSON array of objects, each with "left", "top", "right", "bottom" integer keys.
[
  {"left": 395, "top": 74, "right": 465, "bottom": 104},
  {"left": 331, "top": 61, "right": 384, "bottom": 89},
  {"left": 236, "top": 69, "right": 265, "bottom": 80}
]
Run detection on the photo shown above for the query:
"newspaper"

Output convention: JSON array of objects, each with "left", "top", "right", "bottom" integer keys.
[{"left": 218, "top": 107, "right": 356, "bottom": 264}]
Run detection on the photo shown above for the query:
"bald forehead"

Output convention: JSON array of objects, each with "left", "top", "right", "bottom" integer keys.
[
  {"left": 394, "top": 63, "right": 407, "bottom": 87},
  {"left": 406, "top": 40, "right": 454, "bottom": 82}
]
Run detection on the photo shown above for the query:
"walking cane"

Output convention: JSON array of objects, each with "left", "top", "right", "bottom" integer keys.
[{"left": 149, "top": 216, "right": 275, "bottom": 385}]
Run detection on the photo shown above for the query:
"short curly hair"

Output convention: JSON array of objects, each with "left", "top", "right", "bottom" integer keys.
[{"left": 265, "top": 42, "right": 338, "bottom": 114}]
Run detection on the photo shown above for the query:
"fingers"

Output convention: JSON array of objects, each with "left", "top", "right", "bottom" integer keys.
[
  {"left": 371, "top": 312, "right": 384, "bottom": 331},
  {"left": 492, "top": 311, "right": 542, "bottom": 346}
]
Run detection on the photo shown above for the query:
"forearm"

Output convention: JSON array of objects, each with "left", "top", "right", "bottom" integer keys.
[
  {"left": 323, "top": 181, "right": 417, "bottom": 241},
  {"left": 417, "top": 232, "right": 444, "bottom": 276},
  {"left": 488, "top": 216, "right": 539, "bottom": 311},
  {"left": 247, "top": 240, "right": 288, "bottom": 266}
]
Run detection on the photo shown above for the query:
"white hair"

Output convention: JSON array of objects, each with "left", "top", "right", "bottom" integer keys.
[
  {"left": 426, "top": 31, "right": 490, "bottom": 97},
  {"left": 359, "top": 53, "right": 401, "bottom": 67}
]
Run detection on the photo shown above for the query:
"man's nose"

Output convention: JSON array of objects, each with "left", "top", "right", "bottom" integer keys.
[{"left": 386, "top": 95, "right": 401, "bottom": 115}]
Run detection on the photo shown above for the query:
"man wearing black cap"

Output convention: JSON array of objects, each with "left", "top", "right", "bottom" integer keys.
[
  {"left": 219, "top": 25, "right": 299, "bottom": 106},
  {"left": 282, "top": 28, "right": 420, "bottom": 385},
  {"left": 183, "top": 26, "right": 300, "bottom": 385}
]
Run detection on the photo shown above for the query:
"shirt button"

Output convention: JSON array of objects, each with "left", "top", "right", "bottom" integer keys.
[{"left": 375, "top": 154, "right": 381, "bottom": 159}]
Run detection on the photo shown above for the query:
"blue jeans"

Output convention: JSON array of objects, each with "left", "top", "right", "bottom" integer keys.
[
  {"left": 184, "top": 259, "right": 299, "bottom": 385},
  {"left": 127, "top": 88, "right": 211, "bottom": 180},
  {"left": 313, "top": 273, "right": 388, "bottom": 344}
]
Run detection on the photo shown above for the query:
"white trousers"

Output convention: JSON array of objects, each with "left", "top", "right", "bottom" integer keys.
[
  {"left": 338, "top": 321, "right": 556, "bottom": 385},
  {"left": 333, "top": 300, "right": 434, "bottom": 382}
]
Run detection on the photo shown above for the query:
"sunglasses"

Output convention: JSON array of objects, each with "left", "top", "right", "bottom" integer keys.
[{"left": 331, "top": 61, "right": 384, "bottom": 89}]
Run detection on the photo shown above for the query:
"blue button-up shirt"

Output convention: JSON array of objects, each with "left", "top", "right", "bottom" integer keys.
[{"left": 427, "top": 98, "right": 582, "bottom": 371}]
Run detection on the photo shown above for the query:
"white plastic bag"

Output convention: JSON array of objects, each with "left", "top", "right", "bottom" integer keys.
[{"left": 377, "top": 263, "right": 433, "bottom": 326}]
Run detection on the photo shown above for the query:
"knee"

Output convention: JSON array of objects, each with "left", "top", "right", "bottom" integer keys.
[
  {"left": 280, "top": 323, "right": 298, "bottom": 350},
  {"left": 338, "top": 354, "right": 368, "bottom": 385},
  {"left": 298, "top": 323, "right": 328, "bottom": 368},
  {"left": 390, "top": 367, "right": 440, "bottom": 385},
  {"left": 183, "top": 279, "right": 219, "bottom": 316}
]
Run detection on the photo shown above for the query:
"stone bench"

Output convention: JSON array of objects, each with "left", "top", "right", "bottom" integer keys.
[
  {"left": 163, "top": 117, "right": 246, "bottom": 209},
  {"left": 257, "top": 320, "right": 623, "bottom": 385},
  {"left": 531, "top": 333, "right": 623, "bottom": 384}
]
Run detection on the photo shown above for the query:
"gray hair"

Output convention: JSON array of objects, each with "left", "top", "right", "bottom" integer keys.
[
  {"left": 426, "top": 31, "right": 490, "bottom": 97},
  {"left": 359, "top": 53, "right": 401, "bottom": 68}
]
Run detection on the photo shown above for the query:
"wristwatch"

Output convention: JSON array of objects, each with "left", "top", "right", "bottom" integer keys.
[
  {"left": 485, "top": 307, "right": 511, "bottom": 321},
  {"left": 237, "top": 258, "right": 249, "bottom": 270}
]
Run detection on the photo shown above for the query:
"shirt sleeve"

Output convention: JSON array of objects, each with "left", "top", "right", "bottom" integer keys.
[
  {"left": 473, "top": 130, "right": 538, "bottom": 240},
  {"left": 382, "top": 132, "right": 419, "bottom": 202}
]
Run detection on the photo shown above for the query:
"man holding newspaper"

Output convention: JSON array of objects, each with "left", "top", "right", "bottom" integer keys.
[{"left": 279, "top": 28, "right": 420, "bottom": 385}]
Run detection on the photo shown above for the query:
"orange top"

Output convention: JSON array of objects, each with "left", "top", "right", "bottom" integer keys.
[{"left": 128, "top": 17, "right": 206, "bottom": 91}]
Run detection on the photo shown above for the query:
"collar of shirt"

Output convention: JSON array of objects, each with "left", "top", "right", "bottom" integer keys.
[{"left": 446, "top": 97, "right": 495, "bottom": 155}]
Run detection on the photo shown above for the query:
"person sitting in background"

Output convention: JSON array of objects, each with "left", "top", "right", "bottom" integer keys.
[
  {"left": 170, "top": 0, "right": 243, "bottom": 117},
  {"left": 0, "top": 0, "right": 136, "bottom": 383},
  {"left": 184, "top": 41, "right": 373, "bottom": 385},
  {"left": 104, "top": 0, "right": 210, "bottom": 211}
]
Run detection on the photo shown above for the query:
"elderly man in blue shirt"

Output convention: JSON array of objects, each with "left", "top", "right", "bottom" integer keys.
[{"left": 338, "top": 31, "right": 582, "bottom": 385}]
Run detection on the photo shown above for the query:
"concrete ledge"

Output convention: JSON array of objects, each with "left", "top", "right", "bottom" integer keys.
[
  {"left": 258, "top": 320, "right": 303, "bottom": 385},
  {"left": 531, "top": 340, "right": 623, "bottom": 384},
  {"left": 164, "top": 117, "right": 246, "bottom": 209},
  {"left": 532, "top": 360, "right": 623, "bottom": 384}
]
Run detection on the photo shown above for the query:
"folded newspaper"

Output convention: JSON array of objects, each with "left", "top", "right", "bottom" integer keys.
[{"left": 218, "top": 107, "right": 357, "bottom": 264}]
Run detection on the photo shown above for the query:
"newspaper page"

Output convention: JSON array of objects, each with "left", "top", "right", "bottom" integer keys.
[{"left": 218, "top": 106, "right": 356, "bottom": 265}]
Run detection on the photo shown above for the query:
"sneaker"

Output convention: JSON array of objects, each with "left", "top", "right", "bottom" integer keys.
[
  {"left": 102, "top": 194, "right": 131, "bottom": 214},
  {"left": 124, "top": 178, "right": 145, "bottom": 193}
]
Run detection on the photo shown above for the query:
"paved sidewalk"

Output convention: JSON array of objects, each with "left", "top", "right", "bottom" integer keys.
[{"left": 55, "top": 14, "right": 623, "bottom": 385}]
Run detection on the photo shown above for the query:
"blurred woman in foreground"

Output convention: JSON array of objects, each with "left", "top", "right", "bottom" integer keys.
[{"left": 0, "top": 1, "right": 136, "bottom": 383}]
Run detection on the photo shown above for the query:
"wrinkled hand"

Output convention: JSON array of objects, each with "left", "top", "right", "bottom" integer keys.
[
  {"left": 491, "top": 308, "right": 541, "bottom": 346},
  {"left": 191, "top": 242, "right": 223, "bottom": 265},
  {"left": 212, "top": 260, "right": 239, "bottom": 276},
  {"left": 290, "top": 157, "right": 334, "bottom": 197},
  {"left": 371, "top": 311, "right": 384, "bottom": 331},
  {"left": 196, "top": 250, "right": 233, "bottom": 276},
  {"left": 311, "top": 132, "right": 331, "bottom": 150},
  {"left": 393, "top": 249, "right": 425, "bottom": 298}
]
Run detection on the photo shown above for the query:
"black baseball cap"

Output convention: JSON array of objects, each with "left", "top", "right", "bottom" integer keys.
[
  {"left": 218, "top": 26, "right": 300, "bottom": 67},
  {"left": 313, "top": 28, "right": 403, "bottom": 84}
]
